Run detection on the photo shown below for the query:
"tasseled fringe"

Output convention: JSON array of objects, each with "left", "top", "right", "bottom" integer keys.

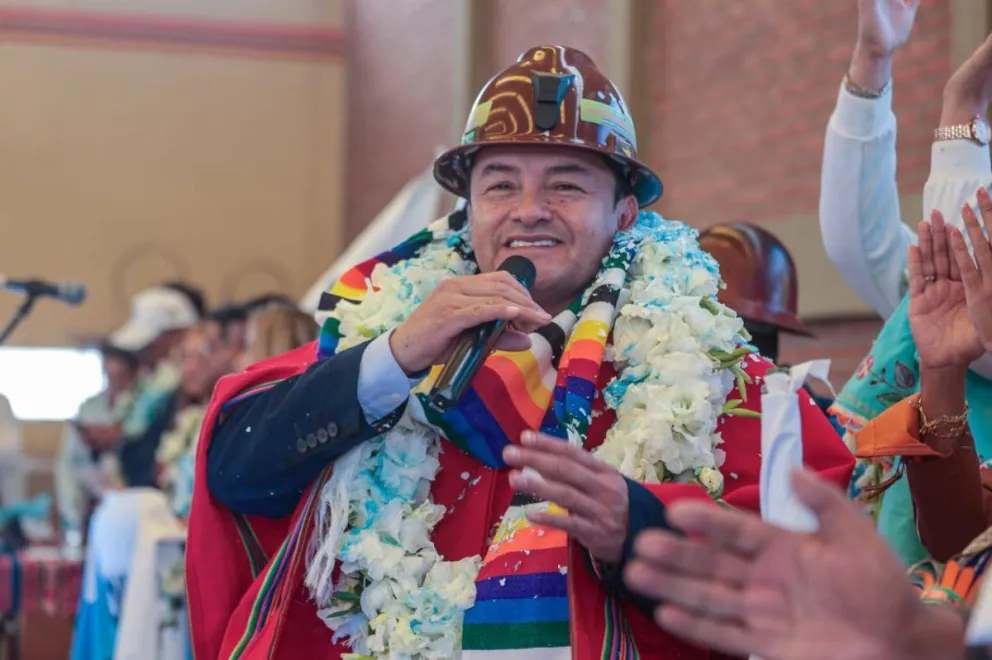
[{"left": 305, "top": 444, "right": 363, "bottom": 605}]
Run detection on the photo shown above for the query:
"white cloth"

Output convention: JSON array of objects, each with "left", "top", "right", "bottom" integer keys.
[
  {"left": 819, "top": 84, "right": 992, "bottom": 318},
  {"left": 759, "top": 361, "right": 834, "bottom": 533},
  {"left": 114, "top": 514, "right": 186, "bottom": 660},
  {"left": 0, "top": 392, "right": 24, "bottom": 506}
]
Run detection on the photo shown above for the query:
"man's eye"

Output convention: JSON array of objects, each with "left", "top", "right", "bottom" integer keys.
[
  {"left": 553, "top": 183, "right": 583, "bottom": 192},
  {"left": 487, "top": 182, "right": 514, "bottom": 192}
]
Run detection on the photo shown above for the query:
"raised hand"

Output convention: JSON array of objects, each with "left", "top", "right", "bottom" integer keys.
[
  {"left": 856, "top": 0, "right": 919, "bottom": 58},
  {"left": 389, "top": 272, "right": 552, "bottom": 375},
  {"left": 848, "top": 0, "right": 919, "bottom": 91},
  {"left": 951, "top": 187, "right": 992, "bottom": 354},
  {"left": 908, "top": 210, "right": 983, "bottom": 371},
  {"left": 943, "top": 30, "right": 992, "bottom": 125}
]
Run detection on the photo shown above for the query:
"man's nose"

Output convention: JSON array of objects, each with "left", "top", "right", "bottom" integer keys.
[{"left": 514, "top": 188, "right": 551, "bottom": 226}]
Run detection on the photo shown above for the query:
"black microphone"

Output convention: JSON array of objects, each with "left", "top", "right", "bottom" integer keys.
[
  {"left": 0, "top": 276, "right": 86, "bottom": 306},
  {"left": 429, "top": 255, "right": 537, "bottom": 411}
]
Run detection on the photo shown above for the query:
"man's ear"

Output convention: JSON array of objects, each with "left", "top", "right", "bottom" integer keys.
[{"left": 618, "top": 195, "right": 639, "bottom": 231}]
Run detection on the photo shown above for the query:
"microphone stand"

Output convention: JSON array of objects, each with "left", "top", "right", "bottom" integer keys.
[{"left": 0, "top": 294, "right": 38, "bottom": 346}]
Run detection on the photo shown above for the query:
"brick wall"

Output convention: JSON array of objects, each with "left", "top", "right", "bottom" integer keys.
[
  {"left": 345, "top": 0, "right": 456, "bottom": 240},
  {"left": 779, "top": 317, "right": 884, "bottom": 393},
  {"left": 491, "top": 0, "right": 609, "bottom": 69},
  {"left": 644, "top": 1, "right": 950, "bottom": 228}
]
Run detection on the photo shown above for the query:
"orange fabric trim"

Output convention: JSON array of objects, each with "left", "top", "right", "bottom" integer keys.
[{"left": 853, "top": 396, "right": 943, "bottom": 459}]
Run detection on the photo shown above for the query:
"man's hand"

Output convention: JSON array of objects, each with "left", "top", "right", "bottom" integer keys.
[
  {"left": 849, "top": 0, "right": 919, "bottom": 90},
  {"left": 952, "top": 187, "right": 992, "bottom": 353},
  {"left": 502, "top": 431, "right": 629, "bottom": 565},
  {"left": 908, "top": 210, "right": 983, "bottom": 371},
  {"left": 389, "top": 272, "right": 551, "bottom": 375},
  {"left": 942, "top": 31, "right": 992, "bottom": 125},
  {"left": 623, "top": 470, "right": 965, "bottom": 660}
]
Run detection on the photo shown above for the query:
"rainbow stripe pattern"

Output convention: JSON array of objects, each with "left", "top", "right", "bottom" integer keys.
[{"left": 309, "top": 208, "right": 639, "bottom": 656}]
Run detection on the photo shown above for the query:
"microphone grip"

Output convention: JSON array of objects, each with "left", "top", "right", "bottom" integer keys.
[{"left": 429, "top": 318, "right": 510, "bottom": 411}]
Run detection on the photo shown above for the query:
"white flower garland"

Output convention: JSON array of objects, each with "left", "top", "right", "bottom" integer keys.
[{"left": 305, "top": 212, "right": 750, "bottom": 659}]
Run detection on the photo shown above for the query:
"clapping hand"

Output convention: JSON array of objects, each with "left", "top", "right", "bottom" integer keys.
[
  {"left": 502, "top": 432, "right": 629, "bottom": 565},
  {"left": 908, "top": 210, "right": 983, "bottom": 371},
  {"left": 950, "top": 188, "right": 992, "bottom": 354},
  {"left": 623, "top": 470, "right": 964, "bottom": 660}
]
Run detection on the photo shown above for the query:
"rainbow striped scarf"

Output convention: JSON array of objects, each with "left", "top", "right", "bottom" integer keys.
[{"left": 314, "top": 208, "right": 638, "bottom": 656}]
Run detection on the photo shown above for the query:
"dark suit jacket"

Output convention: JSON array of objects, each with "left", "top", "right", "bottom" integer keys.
[{"left": 205, "top": 339, "right": 668, "bottom": 610}]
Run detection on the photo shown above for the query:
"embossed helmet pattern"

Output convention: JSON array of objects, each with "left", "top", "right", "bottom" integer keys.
[{"left": 433, "top": 45, "right": 663, "bottom": 208}]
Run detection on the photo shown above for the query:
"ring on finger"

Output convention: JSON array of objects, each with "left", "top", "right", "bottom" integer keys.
[{"left": 924, "top": 275, "right": 937, "bottom": 283}]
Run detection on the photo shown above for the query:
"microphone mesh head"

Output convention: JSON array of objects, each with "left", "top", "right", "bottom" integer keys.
[{"left": 497, "top": 256, "right": 537, "bottom": 291}]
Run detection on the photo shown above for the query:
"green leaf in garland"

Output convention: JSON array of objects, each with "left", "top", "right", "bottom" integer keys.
[{"left": 725, "top": 408, "right": 761, "bottom": 419}]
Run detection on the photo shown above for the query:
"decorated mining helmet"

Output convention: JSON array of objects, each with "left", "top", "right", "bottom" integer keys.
[
  {"left": 433, "top": 45, "right": 662, "bottom": 208},
  {"left": 698, "top": 223, "right": 813, "bottom": 336}
]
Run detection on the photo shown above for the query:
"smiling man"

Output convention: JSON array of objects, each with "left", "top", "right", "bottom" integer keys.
[{"left": 186, "top": 46, "right": 854, "bottom": 660}]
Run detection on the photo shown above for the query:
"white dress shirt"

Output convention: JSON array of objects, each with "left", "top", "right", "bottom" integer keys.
[
  {"left": 357, "top": 330, "right": 426, "bottom": 423},
  {"left": 819, "top": 84, "right": 992, "bottom": 319}
]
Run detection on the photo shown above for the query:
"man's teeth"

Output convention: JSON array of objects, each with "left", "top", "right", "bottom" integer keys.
[{"left": 508, "top": 239, "right": 559, "bottom": 248}]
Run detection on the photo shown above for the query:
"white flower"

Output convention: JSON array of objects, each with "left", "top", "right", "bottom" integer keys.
[{"left": 309, "top": 211, "right": 746, "bottom": 658}]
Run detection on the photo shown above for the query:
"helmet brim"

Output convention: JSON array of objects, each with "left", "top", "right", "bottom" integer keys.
[{"left": 433, "top": 137, "right": 663, "bottom": 208}]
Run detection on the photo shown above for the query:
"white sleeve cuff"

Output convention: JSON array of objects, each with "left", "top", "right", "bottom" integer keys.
[
  {"left": 356, "top": 330, "right": 424, "bottom": 423},
  {"left": 930, "top": 140, "right": 992, "bottom": 181},
  {"left": 828, "top": 83, "right": 894, "bottom": 140}
]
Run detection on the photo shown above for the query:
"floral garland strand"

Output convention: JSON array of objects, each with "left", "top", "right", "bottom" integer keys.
[
  {"left": 307, "top": 226, "right": 481, "bottom": 659},
  {"left": 307, "top": 211, "right": 752, "bottom": 658},
  {"left": 595, "top": 214, "right": 751, "bottom": 499}
]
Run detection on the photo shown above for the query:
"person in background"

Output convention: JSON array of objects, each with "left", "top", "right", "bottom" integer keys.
[
  {"left": 156, "top": 325, "right": 224, "bottom": 517},
  {"left": 99, "top": 282, "right": 205, "bottom": 488},
  {"left": 202, "top": 294, "right": 298, "bottom": 377},
  {"left": 170, "top": 305, "right": 316, "bottom": 521},
  {"left": 696, "top": 223, "right": 843, "bottom": 431},
  {"left": 854, "top": 198, "right": 992, "bottom": 562},
  {"left": 70, "top": 282, "right": 204, "bottom": 660},
  {"left": 242, "top": 304, "right": 317, "bottom": 366},
  {"left": 55, "top": 343, "right": 138, "bottom": 544},
  {"left": 820, "top": 0, "right": 992, "bottom": 567},
  {"left": 203, "top": 303, "right": 250, "bottom": 377}
]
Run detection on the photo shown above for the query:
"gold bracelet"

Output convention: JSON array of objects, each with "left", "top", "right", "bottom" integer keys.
[
  {"left": 910, "top": 395, "right": 969, "bottom": 438},
  {"left": 843, "top": 73, "right": 890, "bottom": 99}
]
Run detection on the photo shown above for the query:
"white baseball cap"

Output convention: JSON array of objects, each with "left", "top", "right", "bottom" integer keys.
[{"left": 110, "top": 287, "right": 200, "bottom": 352}]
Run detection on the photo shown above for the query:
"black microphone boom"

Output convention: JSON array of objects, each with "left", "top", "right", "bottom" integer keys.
[
  {"left": 0, "top": 277, "right": 86, "bottom": 306},
  {"left": 429, "top": 256, "right": 537, "bottom": 411}
]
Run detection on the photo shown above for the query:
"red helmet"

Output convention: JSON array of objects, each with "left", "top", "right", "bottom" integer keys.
[
  {"left": 698, "top": 223, "right": 813, "bottom": 337},
  {"left": 434, "top": 45, "right": 662, "bottom": 207}
]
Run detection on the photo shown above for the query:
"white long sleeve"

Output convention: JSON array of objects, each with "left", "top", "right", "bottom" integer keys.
[
  {"left": 819, "top": 84, "right": 915, "bottom": 318},
  {"left": 924, "top": 140, "right": 992, "bottom": 237},
  {"left": 821, "top": 84, "right": 992, "bottom": 318}
]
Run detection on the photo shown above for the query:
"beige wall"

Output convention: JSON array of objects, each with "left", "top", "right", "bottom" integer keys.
[
  {"left": 0, "top": 0, "right": 345, "bottom": 469},
  {"left": 0, "top": 0, "right": 346, "bottom": 348}
]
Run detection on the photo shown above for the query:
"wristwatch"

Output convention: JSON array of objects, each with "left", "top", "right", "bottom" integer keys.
[{"left": 934, "top": 117, "right": 991, "bottom": 145}]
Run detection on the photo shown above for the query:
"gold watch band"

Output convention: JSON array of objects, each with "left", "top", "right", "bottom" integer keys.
[{"left": 934, "top": 124, "right": 974, "bottom": 141}]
